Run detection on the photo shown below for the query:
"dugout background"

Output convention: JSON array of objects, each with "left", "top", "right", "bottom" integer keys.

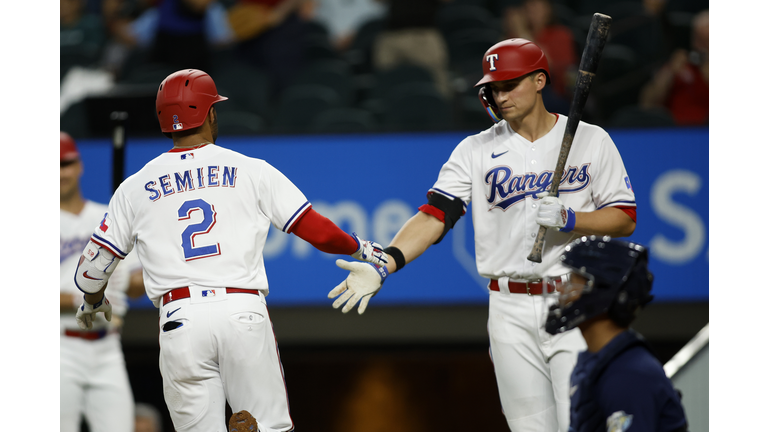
[{"left": 119, "top": 303, "right": 708, "bottom": 432}]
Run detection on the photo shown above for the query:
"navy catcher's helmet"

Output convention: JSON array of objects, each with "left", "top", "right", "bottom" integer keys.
[{"left": 545, "top": 236, "right": 654, "bottom": 335}]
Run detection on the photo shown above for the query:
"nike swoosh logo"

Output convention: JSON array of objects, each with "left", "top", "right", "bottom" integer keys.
[
  {"left": 82, "top": 271, "right": 101, "bottom": 280},
  {"left": 166, "top": 307, "right": 181, "bottom": 318},
  {"left": 491, "top": 151, "right": 509, "bottom": 158}
]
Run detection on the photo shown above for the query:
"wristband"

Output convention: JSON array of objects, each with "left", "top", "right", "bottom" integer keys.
[
  {"left": 371, "top": 263, "right": 389, "bottom": 283},
  {"left": 383, "top": 246, "right": 406, "bottom": 272},
  {"left": 560, "top": 208, "right": 576, "bottom": 233}
]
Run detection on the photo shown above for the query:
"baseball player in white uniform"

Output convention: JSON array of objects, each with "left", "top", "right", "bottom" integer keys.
[
  {"left": 60, "top": 131, "right": 136, "bottom": 432},
  {"left": 328, "top": 39, "right": 638, "bottom": 432},
  {"left": 71, "top": 69, "right": 388, "bottom": 432}
]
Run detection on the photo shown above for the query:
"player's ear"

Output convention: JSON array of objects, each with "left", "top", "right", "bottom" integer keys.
[{"left": 534, "top": 72, "right": 547, "bottom": 91}]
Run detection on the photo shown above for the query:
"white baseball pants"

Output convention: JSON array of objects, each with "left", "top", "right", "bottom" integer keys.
[
  {"left": 158, "top": 288, "right": 293, "bottom": 432},
  {"left": 488, "top": 290, "right": 586, "bottom": 432},
  {"left": 60, "top": 333, "right": 135, "bottom": 432}
]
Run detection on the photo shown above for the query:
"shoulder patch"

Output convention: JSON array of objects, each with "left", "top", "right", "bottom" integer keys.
[{"left": 607, "top": 410, "right": 633, "bottom": 432}]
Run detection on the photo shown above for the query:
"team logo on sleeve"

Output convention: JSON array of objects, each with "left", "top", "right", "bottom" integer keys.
[
  {"left": 624, "top": 176, "right": 633, "bottom": 192},
  {"left": 99, "top": 213, "right": 111, "bottom": 233},
  {"left": 606, "top": 411, "right": 633, "bottom": 432}
]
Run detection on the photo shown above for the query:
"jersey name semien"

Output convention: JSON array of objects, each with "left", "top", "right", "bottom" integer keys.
[{"left": 144, "top": 165, "right": 238, "bottom": 201}]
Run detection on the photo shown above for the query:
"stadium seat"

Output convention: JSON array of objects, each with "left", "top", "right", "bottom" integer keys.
[
  {"left": 217, "top": 110, "right": 267, "bottom": 135},
  {"left": 303, "top": 38, "right": 340, "bottom": 63},
  {"left": 212, "top": 63, "right": 272, "bottom": 118},
  {"left": 344, "top": 18, "right": 386, "bottom": 74},
  {"left": 363, "top": 64, "right": 437, "bottom": 115},
  {"left": 446, "top": 28, "right": 502, "bottom": 68},
  {"left": 309, "top": 108, "right": 378, "bottom": 133},
  {"left": 382, "top": 82, "right": 452, "bottom": 131},
  {"left": 436, "top": 4, "right": 499, "bottom": 37},
  {"left": 303, "top": 20, "right": 331, "bottom": 44},
  {"left": 608, "top": 105, "right": 676, "bottom": 129},
  {"left": 272, "top": 84, "right": 343, "bottom": 133},
  {"left": 292, "top": 60, "right": 356, "bottom": 106}
]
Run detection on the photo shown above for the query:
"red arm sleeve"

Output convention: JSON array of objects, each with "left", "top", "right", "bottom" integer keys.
[{"left": 290, "top": 209, "right": 358, "bottom": 254}]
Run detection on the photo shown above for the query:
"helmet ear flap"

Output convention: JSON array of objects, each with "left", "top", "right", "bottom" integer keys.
[{"left": 478, "top": 85, "right": 502, "bottom": 123}]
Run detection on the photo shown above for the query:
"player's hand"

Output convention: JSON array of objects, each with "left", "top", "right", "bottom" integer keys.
[
  {"left": 75, "top": 294, "right": 112, "bottom": 330},
  {"left": 328, "top": 260, "right": 388, "bottom": 314},
  {"left": 349, "top": 232, "right": 389, "bottom": 267},
  {"left": 536, "top": 195, "right": 576, "bottom": 232}
]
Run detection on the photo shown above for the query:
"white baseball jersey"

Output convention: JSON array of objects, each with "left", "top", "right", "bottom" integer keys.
[
  {"left": 85, "top": 143, "right": 308, "bottom": 431},
  {"left": 92, "top": 144, "right": 310, "bottom": 307},
  {"left": 60, "top": 201, "right": 134, "bottom": 432},
  {"left": 429, "top": 115, "right": 635, "bottom": 432},
  {"left": 431, "top": 114, "right": 636, "bottom": 279}
]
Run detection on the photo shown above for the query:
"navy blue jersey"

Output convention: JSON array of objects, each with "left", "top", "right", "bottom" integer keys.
[{"left": 569, "top": 330, "right": 688, "bottom": 432}]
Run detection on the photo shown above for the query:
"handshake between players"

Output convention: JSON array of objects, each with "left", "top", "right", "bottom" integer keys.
[{"left": 74, "top": 231, "right": 388, "bottom": 329}]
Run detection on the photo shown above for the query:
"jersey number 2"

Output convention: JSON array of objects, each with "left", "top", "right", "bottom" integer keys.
[{"left": 178, "top": 199, "right": 221, "bottom": 261}]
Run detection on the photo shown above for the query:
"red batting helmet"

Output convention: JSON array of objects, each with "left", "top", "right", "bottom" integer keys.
[
  {"left": 475, "top": 39, "right": 550, "bottom": 123},
  {"left": 475, "top": 38, "right": 551, "bottom": 87},
  {"left": 156, "top": 69, "right": 228, "bottom": 134},
  {"left": 61, "top": 131, "right": 80, "bottom": 162}
]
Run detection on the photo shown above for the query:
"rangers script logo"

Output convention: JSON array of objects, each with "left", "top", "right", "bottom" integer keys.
[{"left": 485, "top": 163, "right": 591, "bottom": 210}]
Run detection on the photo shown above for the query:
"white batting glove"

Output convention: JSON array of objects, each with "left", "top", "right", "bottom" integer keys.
[
  {"left": 75, "top": 294, "right": 112, "bottom": 330},
  {"left": 349, "top": 232, "right": 389, "bottom": 267},
  {"left": 536, "top": 195, "right": 576, "bottom": 232},
  {"left": 328, "top": 259, "right": 388, "bottom": 314}
]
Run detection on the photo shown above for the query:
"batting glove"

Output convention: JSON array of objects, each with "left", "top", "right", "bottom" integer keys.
[
  {"left": 328, "top": 259, "right": 388, "bottom": 314},
  {"left": 75, "top": 294, "right": 112, "bottom": 330},
  {"left": 349, "top": 232, "right": 389, "bottom": 267},
  {"left": 536, "top": 195, "right": 576, "bottom": 232}
]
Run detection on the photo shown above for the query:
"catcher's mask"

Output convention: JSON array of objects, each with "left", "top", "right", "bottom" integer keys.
[
  {"left": 545, "top": 236, "right": 654, "bottom": 335},
  {"left": 475, "top": 38, "right": 550, "bottom": 124}
]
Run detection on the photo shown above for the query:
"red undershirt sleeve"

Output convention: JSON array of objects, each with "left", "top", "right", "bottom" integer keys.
[
  {"left": 615, "top": 206, "right": 637, "bottom": 223},
  {"left": 290, "top": 208, "right": 358, "bottom": 254},
  {"left": 418, "top": 204, "right": 446, "bottom": 223}
]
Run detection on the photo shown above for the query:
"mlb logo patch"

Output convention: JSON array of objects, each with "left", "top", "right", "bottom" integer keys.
[
  {"left": 173, "top": 123, "right": 184, "bottom": 130},
  {"left": 181, "top": 152, "right": 194, "bottom": 160},
  {"left": 202, "top": 289, "right": 216, "bottom": 297}
]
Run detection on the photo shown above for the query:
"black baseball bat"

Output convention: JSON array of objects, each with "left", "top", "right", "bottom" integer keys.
[
  {"left": 111, "top": 111, "right": 128, "bottom": 193},
  {"left": 527, "top": 13, "right": 612, "bottom": 263}
]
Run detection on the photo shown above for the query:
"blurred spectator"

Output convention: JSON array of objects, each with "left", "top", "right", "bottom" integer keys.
[
  {"left": 639, "top": 9, "right": 708, "bottom": 126},
  {"left": 60, "top": 0, "right": 120, "bottom": 116},
  {"left": 99, "top": 0, "right": 151, "bottom": 77},
  {"left": 229, "top": 0, "right": 312, "bottom": 94},
  {"left": 504, "top": 0, "right": 576, "bottom": 100},
  {"left": 135, "top": 402, "right": 164, "bottom": 432},
  {"left": 120, "top": 0, "right": 234, "bottom": 71},
  {"left": 310, "top": 0, "right": 386, "bottom": 51},
  {"left": 101, "top": 0, "right": 233, "bottom": 76},
  {"left": 372, "top": 0, "right": 453, "bottom": 99},
  {"left": 61, "top": 0, "right": 108, "bottom": 75}
]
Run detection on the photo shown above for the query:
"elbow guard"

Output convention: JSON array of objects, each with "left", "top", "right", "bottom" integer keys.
[
  {"left": 420, "top": 192, "right": 466, "bottom": 245},
  {"left": 74, "top": 240, "right": 120, "bottom": 294}
]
